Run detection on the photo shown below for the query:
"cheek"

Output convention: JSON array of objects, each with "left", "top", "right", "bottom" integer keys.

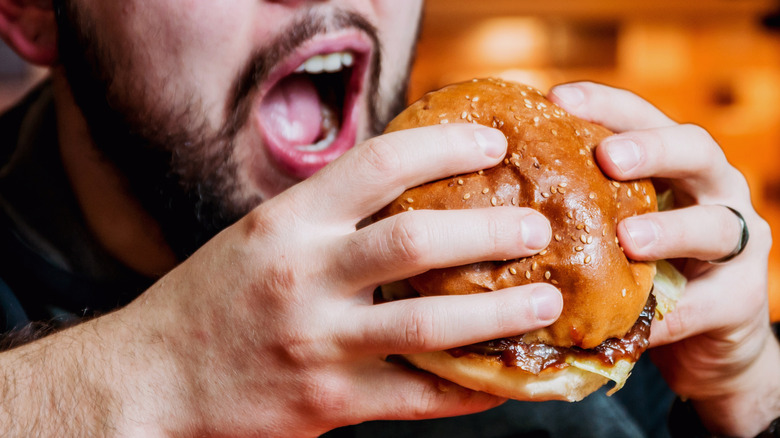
[{"left": 90, "top": 1, "right": 258, "bottom": 129}]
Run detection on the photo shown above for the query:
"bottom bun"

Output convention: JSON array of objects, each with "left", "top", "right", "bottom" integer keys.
[{"left": 405, "top": 350, "right": 635, "bottom": 402}]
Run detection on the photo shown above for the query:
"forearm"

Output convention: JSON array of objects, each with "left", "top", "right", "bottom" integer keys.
[
  {"left": 0, "top": 308, "right": 184, "bottom": 436},
  {"left": 692, "top": 334, "right": 780, "bottom": 437}
]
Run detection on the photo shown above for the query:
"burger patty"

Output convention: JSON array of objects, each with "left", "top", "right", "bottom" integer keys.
[{"left": 449, "top": 293, "right": 656, "bottom": 375}]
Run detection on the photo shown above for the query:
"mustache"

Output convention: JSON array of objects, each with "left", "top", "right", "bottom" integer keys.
[{"left": 225, "top": 8, "right": 383, "bottom": 140}]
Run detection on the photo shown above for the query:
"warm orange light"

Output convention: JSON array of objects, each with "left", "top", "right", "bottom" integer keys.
[{"left": 466, "top": 18, "right": 550, "bottom": 68}]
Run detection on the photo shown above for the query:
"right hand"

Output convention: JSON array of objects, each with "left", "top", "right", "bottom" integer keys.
[{"left": 116, "top": 124, "right": 561, "bottom": 436}]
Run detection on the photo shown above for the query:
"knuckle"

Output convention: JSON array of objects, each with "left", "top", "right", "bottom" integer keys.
[
  {"left": 484, "top": 209, "right": 518, "bottom": 254},
  {"left": 409, "top": 382, "right": 445, "bottom": 419},
  {"left": 387, "top": 215, "right": 430, "bottom": 265},
  {"left": 359, "top": 137, "right": 404, "bottom": 183},
  {"left": 300, "top": 373, "right": 353, "bottom": 419},
  {"left": 402, "top": 305, "right": 440, "bottom": 351},
  {"left": 681, "top": 123, "right": 724, "bottom": 170}
]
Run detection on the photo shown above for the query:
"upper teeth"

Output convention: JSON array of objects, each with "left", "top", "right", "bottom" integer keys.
[{"left": 295, "top": 51, "right": 354, "bottom": 74}]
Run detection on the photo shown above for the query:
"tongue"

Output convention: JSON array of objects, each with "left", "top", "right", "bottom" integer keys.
[{"left": 259, "top": 75, "right": 322, "bottom": 147}]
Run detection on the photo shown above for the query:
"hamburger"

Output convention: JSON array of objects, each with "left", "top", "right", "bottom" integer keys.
[{"left": 374, "top": 78, "right": 684, "bottom": 402}]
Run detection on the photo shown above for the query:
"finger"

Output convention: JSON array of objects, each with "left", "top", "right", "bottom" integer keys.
[
  {"left": 296, "top": 124, "right": 508, "bottom": 225},
  {"left": 347, "top": 360, "right": 506, "bottom": 424},
  {"left": 618, "top": 205, "right": 745, "bottom": 262},
  {"left": 333, "top": 207, "right": 551, "bottom": 290},
  {"left": 548, "top": 82, "right": 676, "bottom": 132},
  {"left": 595, "top": 125, "right": 747, "bottom": 201},
  {"left": 340, "top": 285, "right": 562, "bottom": 356},
  {"left": 648, "top": 265, "right": 769, "bottom": 347}
]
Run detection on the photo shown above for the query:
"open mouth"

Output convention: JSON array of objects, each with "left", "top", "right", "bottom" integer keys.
[{"left": 256, "top": 35, "right": 371, "bottom": 179}]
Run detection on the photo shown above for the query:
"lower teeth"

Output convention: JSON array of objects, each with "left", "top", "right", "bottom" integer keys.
[{"left": 295, "top": 106, "right": 339, "bottom": 152}]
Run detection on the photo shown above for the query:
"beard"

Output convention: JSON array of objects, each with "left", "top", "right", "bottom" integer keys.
[{"left": 52, "top": 1, "right": 413, "bottom": 260}]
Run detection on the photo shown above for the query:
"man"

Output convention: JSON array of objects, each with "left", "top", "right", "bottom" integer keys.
[{"left": 0, "top": 0, "right": 777, "bottom": 436}]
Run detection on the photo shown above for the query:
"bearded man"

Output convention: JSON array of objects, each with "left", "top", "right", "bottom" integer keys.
[{"left": 0, "top": 1, "right": 777, "bottom": 436}]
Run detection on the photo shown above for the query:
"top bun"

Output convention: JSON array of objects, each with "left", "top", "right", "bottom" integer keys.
[{"left": 376, "top": 79, "right": 657, "bottom": 349}]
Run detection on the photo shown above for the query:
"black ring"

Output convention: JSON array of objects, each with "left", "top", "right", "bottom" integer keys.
[{"left": 709, "top": 206, "right": 750, "bottom": 264}]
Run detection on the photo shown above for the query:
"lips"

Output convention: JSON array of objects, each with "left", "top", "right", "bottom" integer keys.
[{"left": 255, "top": 33, "right": 372, "bottom": 179}]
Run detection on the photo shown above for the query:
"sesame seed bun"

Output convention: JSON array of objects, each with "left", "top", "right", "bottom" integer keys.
[{"left": 375, "top": 78, "right": 658, "bottom": 402}]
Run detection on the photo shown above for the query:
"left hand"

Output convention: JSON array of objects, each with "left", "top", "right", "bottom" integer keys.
[{"left": 549, "top": 82, "right": 779, "bottom": 437}]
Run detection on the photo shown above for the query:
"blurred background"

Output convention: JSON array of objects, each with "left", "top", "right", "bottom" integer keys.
[
  {"left": 411, "top": 0, "right": 780, "bottom": 321},
  {"left": 1, "top": 0, "right": 779, "bottom": 320}
]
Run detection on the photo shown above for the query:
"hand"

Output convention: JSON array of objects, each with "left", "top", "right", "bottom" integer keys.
[
  {"left": 112, "top": 124, "right": 561, "bottom": 436},
  {"left": 550, "top": 82, "right": 779, "bottom": 437}
]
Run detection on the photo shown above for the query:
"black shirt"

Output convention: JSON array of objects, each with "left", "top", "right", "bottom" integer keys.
[{"left": 0, "top": 81, "right": 150, "bottom": 333}]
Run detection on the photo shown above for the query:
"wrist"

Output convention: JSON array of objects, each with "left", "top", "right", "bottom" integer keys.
[{"left": 689, "top": 333, "right": 780, "bottom": 437}]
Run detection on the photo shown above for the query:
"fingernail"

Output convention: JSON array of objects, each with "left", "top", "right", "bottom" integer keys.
[
  {"left": 521, "top": 214, "right": 551, "bottom": 251},
  {"left": 603, "top": 139, "right": 641, "bottom": 174},
  {"left": 474, "top": 128, "right": 507, "bottom": 159},
  {"left": 551, "top": 85, "right": 585, "bottom": 107},
  {"left": 623, "top": 218, "right": 659, "bottom": 250},
  {"left": 531, "top": 287, "right": 562, "bottom": 322}
]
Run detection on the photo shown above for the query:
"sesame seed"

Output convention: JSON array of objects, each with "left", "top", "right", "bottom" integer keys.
[
  {"left": 576, "top": 224, "right": 584, "bottom": 230},
  {"left": 539, "top": 249, "right": 548, "bottom": 255},
  {"left": 646, "top": 195, "right": 651, "bottom": 204},
  {"left": 532, "top": 261, "right": 538, "bottom": 271},
  {"left": 472, "top": 96, "right": 480, "bottom": 102},
  {"left": 407, "top": 207, "right": 414, "bottom": 211},
  {"left": 584, "top": 225, "right": 591, "bottom": 233},
  {"left": 478, "top": 170, "right": 484, "bottom": 175},
  {"left": 457, "top": 179, "right": 464, "bottom": 185},
  {"left": 525, "top": 271, "right": 531, "bottom": 279},
  {"left": 552, "top": 279, "right": 559, "bottom": 285},
  {"left": 589, "top": 193, "right": 596, "bottom": 200},
  {"left": 587, "top": 236, "right": 593, "bottom": 244},
  {"left": 406, "top": 198, "right": 414, "bottom": 203},
  {"left": 575, "top": 246, "right": 584, "bottom": 251},
  {"left": 463, "top": 193, "right": 471, "bottom": 200},
  {"left": 567, "top": 212, "right": 574, "bottom": 219},
  {"left": 580, "top": 235, "right": 588, "bottom": 243},
  {"left": 467, "top": 114, "right": 473, "bottom": 122},
  {"left": 551, "top": 186, "right": 558, "bottom": 194},
  {"left": 615, "top": 237, "right": 620, "bottom": 244},
  {"left": 543, "top": 113, "right": 551, "bottom": 119},
  {"left": 514, "top": 114, "right": 522, "bottom": 121},
  {"left": 584, "top": 255, "right": 592, "bottom": 264},
  {"left": 559, "top": 182, "right": 568, "bottom": 188},
  {"left": 499, "top": 121, "right": 504, "bottom": 128},
  {"left": 621, "top": 288, "right": 627, "bottom": 297},
  {"left": 504, "top": 158, "right": 510, "bottom": 165},
  {"left": 545, "top": 271, "right": 551, "bottom": 280},
  {"left": 612, "top": 181, "right": 621, "bottom": 188},
  {"left": 634, "top": 182, "right": 640, "bottom": 191},
  {"left": 482, "top": 188, "right": 489, "bottom": 194},
  {"left": 439, "top": 119, "right": 449, "bottom": 124},
  {"left": 461, "top": 111, "right": 468, "bottom": 119},
  {"left": 533, "top": 116, "right": 540, "bottom": 124},
  {"left": 542, "top": 192, "right": 550, "bottom": 198},
  {"left": 554, "top": 234, "right": 562, "bottom": 241},
  {"left": 510, "top": 105, "right": 518, "bottom": 112},
  {"left": 627, "top": 189, "right": 632, "bottom": 197},
  {"left": 510, "top": 267, "right": 517, "bottom": 275},
  {"left": 491, "top": 197, "right": 498, "bottom": 206},
  {"left": 552, "top": 129, "right": 558, "bottom": 136}
]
